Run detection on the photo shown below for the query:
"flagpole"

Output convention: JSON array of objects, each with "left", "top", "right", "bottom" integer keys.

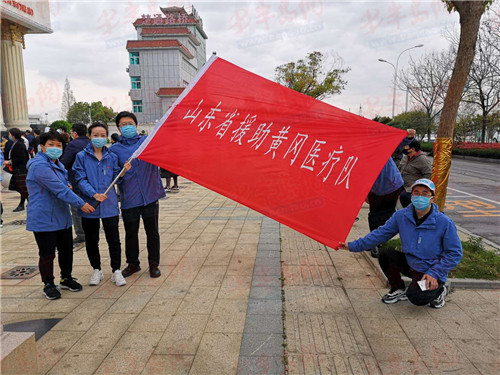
[{"left": 91, "top": 155, "right": 135, "bottom": 208}]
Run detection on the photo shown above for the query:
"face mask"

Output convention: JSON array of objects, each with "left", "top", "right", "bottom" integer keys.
[
  {"left": 92, "top": 138, "right": 107, "bottom": 148},
  {"left": 402, "top": 149, "right": 410, "bottom": 155},
  {"left": 121, "top": 125, "right": 137, "bottom": 138},
  {"left": 57, "top": 129, "right": 62, "bottom": 134},
  {"left": 412, "top": 196, "right": 431, "bottom": 210},
  {"left": 45, "top": 147, "right": 63, "bottom": 160},
  {"left": 8, "top": 136, "right": 13, "bottom": 142}
]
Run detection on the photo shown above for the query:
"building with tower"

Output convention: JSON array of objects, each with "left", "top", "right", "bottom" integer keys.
[
  {"left": 126, "top": 6, "right": 207, "bottom": 125},
  {"left": 1, "top": 0, "right": 52, "bottom": 131}
]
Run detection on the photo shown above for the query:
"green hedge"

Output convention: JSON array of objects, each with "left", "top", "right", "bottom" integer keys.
[{"left": 421, "top": 143, "right": 500, "bottom": 159}]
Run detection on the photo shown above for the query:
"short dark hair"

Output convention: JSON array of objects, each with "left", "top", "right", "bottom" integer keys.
[
  {"left": 58, "top": 126, "right": 67, "bottom": 132},
  {"left": 9, "top": 128, "right": 23, "bottom": 140},
  {"left": 408, "top": 139, "right": 421, "bottom": 152},
  {"left": 25, "top": 129, "right": 32, "bottom": 134},
  {"left": 110, "top": 133, "right": 120, "bottom": 142},
  {"left": 39, "top": 130, "right": 65, "bottom": 146},
  {"left": 33, "top": 128, "right": 41, "bottom": 135},
  {"left": 115, "top": 111, "right": 137, "bottom": 127},
  {"left": 88, "top": 122, "right": 108, "bottom": 136},
  {"left": 71, "top": 123, "right": 87, "bottom": 137}
]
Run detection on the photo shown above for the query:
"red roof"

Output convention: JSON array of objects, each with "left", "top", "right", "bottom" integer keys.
[
  {"left": 157, "top": 87, "right": 185, "bottom": 96},
  {"left": 126, "top": 40, "right": 193, "bottom": 58}
]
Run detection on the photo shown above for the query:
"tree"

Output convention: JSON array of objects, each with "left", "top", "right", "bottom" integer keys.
[
  {"left": 372, "top": 115, "right": 392, "bottom": 124},
  {"left": 50, "top": 120, "right": 72, "bottom": 132},
  {"left": 60, "top": 77, "right": 76, "bottom": 121},
  {"left": 389, "top": 111, "right": 429, "bottom": 139},
  {"left": 461, "top": 17, "right": 500, "bottom": 142},
  {"left": 398, "top": 49, "right": 455, "bottom": 141},
  {"left": 67, "top": 102, "right": 91, "bottom": 125},
  {"left": 90, "top": 101, "right": 117, "bottom": 125},
  {"left": 431, "top": 0, "right": 493, "bottom": 211},
  {"left": 274, "top": 51, "right": 350, "bottom": 100}
]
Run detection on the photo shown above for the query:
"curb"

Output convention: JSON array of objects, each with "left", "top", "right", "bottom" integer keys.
[
  {"left": 454, "top": 224, "right": 500, "bottom": 253},
  {"left": 451, "top": 154, "right": 500, "bottom": 164},
  {"left": 361, "top": 251, "right": 500, "bottom": 290}
]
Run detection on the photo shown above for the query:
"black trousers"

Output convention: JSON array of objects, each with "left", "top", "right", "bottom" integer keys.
[
  {"left": 121, "top": 201, "right": 160, "bottom": 267},
  {"left": 399, "top": 190, "right": 412, "bottom": 208},
  {"left": 82, "top": 216, "right": 121, "bottom": 272},
  {"left": 34, "top": 227, "right": 73, "bottom": 284},
  {"left": 378, "top": 249, "right": 445, "bottom": 306},
  {"left": 367, "top": 187, "right": 403, "bottom": 232}
]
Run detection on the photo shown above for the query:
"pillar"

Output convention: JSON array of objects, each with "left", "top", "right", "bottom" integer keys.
[{"left": 1, "top": 21, "right": 29, "bottom": 130}]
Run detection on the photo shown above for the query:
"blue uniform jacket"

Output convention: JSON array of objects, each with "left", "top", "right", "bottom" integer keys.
[
  {"left": 73, "top": 143, "right": 121, "bottom": 219},
  {"left": 26, "top": 152, "right": 86, "bottom": 232},
  {"left": 60, "top": 136, "right": 91, "bottom": 192},
  {"left": 109, "top": 135, "right": 165, "bottom": 210},
  {"left": 348, "top": 204, "right": 462, "bottom": 282},
  {"left": 371, "top": 158, "right": 403, "bottom": 196}
]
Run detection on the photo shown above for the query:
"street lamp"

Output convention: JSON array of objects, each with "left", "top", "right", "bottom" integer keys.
[
  {"left": 379, "top": 44, "right": 424, "bottom": 118},
  {"left": 45, "top": 113, "right": 48, "bottom": 125}
]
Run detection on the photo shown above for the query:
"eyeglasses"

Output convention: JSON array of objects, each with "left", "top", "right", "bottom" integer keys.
[
  {"left": 412, "top": 192, "right": 433, "bottom": 197},
  {"left": 119, "top": 122, "right": 135, "bottom": 126}
]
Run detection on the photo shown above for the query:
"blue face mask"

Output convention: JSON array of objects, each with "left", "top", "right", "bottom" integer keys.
[
  {"left": 412, "top": 196, "right": 431, "bottom": 210},
  {"left": 8, "top": 136, "right": 13, "bottom": 142},
  {"left": 45, "top": 147, "right": 63, "bottom": 160},
  {"left": 121, "top": 125, "right": 137, "bottom": 139},
  {"left": 92, "top": 138, "right": 107, "bottom": 148}
]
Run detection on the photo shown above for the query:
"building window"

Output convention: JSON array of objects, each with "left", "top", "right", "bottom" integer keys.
[
  {"left": 129, "top": 52, "right": 139, "bottom": 65},
  {"left": 132, "top": 100, "right": 142, "bottom": 113},
  {"left": 131, "top": 76, "right": 141, "bottom": 89}
]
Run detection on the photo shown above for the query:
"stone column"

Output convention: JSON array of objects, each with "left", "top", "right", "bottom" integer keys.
[{"left": 1, "top": 22, "right": 29, "bottom": 130}]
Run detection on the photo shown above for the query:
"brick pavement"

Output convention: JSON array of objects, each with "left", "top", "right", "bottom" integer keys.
[{"left": 1, "top": 179, "right": 499, "bottom": 374}]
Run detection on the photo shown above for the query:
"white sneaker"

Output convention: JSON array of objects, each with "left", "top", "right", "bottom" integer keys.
[
  {"left": 89, "top": 269, "right": 103, "bottom": 286},
  {"left": 111, "top": 270, "right": 126, "bottom": 287}
]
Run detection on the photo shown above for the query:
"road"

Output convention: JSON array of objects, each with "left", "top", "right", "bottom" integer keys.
[{"left": 443, "top": 156, "right": 500, "bottom": 246}]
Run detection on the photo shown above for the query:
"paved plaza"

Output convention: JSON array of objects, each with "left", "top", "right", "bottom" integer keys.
[{"left": 1, "top": 179, "right": 499, "bottom": 374}]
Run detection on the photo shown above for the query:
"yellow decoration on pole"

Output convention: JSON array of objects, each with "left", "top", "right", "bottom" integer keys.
[{"left": 431, "top": 137, "right": 453, "bottom": 211}]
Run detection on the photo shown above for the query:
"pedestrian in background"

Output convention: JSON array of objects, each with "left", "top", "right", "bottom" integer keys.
[
  {"left": 399, "top": 139, "right": 432, "bottom": 207},
  {"left": 392, "top": 129, "right": 416, "bottom": 167},
  {"left": 110, "top": 133, "right": 119, "bottom": 144},
  {"left": 4, "top": 128, "right": 29, "bottom": 212},
  {"left": 30, "top": 128, "right": 41, "bottom": 155},
  {"left": 160, "top": 168, "right": 179, "bottom": 192},
  {"left": 26, "top": 131, "right": 95, "bottom": 300},
  {"left": 111, "top": 111, "right": 165, "bottom": 278},
  {"left": 60, "top": 123, "right": 90, "bottom": 246},
  {"left": 73, "top": 123, "right": 131, "bottom": 287}
]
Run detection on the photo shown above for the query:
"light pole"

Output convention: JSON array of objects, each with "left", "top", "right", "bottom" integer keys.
[
  {"left": 379, "top": 44, "right": 424, "bottom": 118},
  {"left": 45, "top": 113, "right": 48, "bottom": 125}
]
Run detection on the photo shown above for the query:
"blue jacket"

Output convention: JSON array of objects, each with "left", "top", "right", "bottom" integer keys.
[
  {"left": 371, "top": 158, "right": 404, "bottom": 196},
  {"left": 60, "top": 136, "right": 91, "bottom": 192},
  {"left": 349, "top": 204, "right": 462, "bottom": 282},
  {"left": 109, "top": 135, "right": 165, "bottom": 210},
  {"left": 73, "top": 144, "right": 121, "bottom": 219},
  {"left": 26, "top": 152, "right": 86, "bottom": 232}
]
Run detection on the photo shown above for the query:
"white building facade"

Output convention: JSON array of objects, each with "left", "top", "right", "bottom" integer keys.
[{"left": 126, "top": 6, "right": 207, "bottom": 125}]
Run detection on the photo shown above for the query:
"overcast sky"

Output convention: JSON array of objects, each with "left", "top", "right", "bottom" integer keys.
[{"left": 24, "top": 0, "right": 468, "bottom": 123}]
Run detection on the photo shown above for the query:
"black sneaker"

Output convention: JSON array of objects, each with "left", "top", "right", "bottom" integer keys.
[
  {"left": 381, "top": 288, "right": 408, "bottom": 304},
  {"left": 13, "top": 205, "right": 24, "bottom": 212},
  {"left": 429, "top": 285, "right": 447, "bottom": 309},
  {"left": 370, "top": 246, "right": 379, "bottom": 258},
  {"left": 43, "top": 283, "right": 61, "bottom": 300},
  {"left": 60, "top": 277, "right": 83, "bottom": 292}
]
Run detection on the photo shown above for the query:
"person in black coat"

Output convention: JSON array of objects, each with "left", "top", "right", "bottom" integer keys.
[
  {"left": 3, "top": 128, "right": 29, "bottom": 211},
  {"left": 60, "top": 123, "right": 90, "bottom": 244}
]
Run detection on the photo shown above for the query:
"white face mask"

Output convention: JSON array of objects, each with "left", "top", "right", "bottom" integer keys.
[{"left": 57, "top": 129, "right": 62, "bottom": 134}]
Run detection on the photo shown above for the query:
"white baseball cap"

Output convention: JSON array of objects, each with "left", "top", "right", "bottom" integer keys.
[{"left": 411, "top": 178, "right": 436, "bottom": 195}]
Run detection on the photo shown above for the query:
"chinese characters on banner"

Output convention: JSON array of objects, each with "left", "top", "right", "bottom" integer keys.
[{"left": 134, "top": 56, "right": 406, "bottom": 249}]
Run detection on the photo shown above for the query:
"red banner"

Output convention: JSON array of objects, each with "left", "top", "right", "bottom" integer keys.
[{"left": 134, "top": 56, "right": 406, "bottom": 249}]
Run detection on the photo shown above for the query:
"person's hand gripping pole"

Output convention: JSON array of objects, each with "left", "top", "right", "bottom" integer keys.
[{"left": 91, "top": 157, "right": 133, "bottom": 208}]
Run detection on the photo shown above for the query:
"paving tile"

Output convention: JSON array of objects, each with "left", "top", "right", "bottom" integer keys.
[
  {"left": 247, "top": 299, "right": 282, "bottom": 315},
  {"left": 107, "top": 285, "right": 157, "bottom": 314},
  {"left": 204, "top": 251, "right": 233, "bottom": 266},
  {"left": 36, "top": 298, "right": 83, "bottom": 313},
  {"left": 218, "top": 275, "right": 252, "bottom": 299},
  {"left": 46, "top": 353, "right": 107, "bottom": 375},
  {"left": 141, "top": 354, "right": 194, "bottom": 375},
  {"left": 51, "top": 298, "right": 115, "bottom": 331},
  {"left": 368, "top": 337, "right": 421, "bottom": 362},
  {"left": 227, "top": 256, "right": 256, "bottom": 276},
  {"left": 358, "top": 317, "right": 406, "bottom": 338},
  {"left": 206, "top": 298, "right": 247, "bottom": 333},
  {"left": 0, "top": 297, "right": 50, "bottom": 313},
  {"left": 87, "top": 280, "right": 131, "bottom": 299},
  {"left": 128, "top": 298, "right": 182, "bottom": 332},
  {"left": 251, "top": 275, "right": 281, "bottom": 288},
  {"left": 410, "top": 338, "right": 469, "bottom": 364},
  {"left": 425, "top": 361, "right": 481, "bottom": 375},
  {"left": 377, "top": 361, "right": 430, "bottom": 375},
  {"left": 190, "top": 333, "right": 241, "bottom": 375},
  {"left": 192, "top": 266, "right": 227, "bottom": 287},
  {"left": 68, "top": 313, "right": 136, "bottom": 354},
  {"left": 36, "top": 330, "right": 85, "bottom": 374},
  {"left": 177, "top": 286, "right": 219, "bottom": 314},
  {"left": 237, "top": 356, "right": 284, "bottom": 375},
  {"left": 244, "top": 314, "right": 283, "bottom": 334},
  {"left": 253, "top": 265, "right": 281, "bottom": 276},
  {"left": 95, "top": 332, "right": 162, "bottom": 374},
  {"left": 255, "top": 250, "right": 281, "bottom": 258},
  {"left": 239, "top": 333, "right": 283, "bottom": 357},
  {"left": 249, "top": 286, "right": 282, "bottom": 300},
  {"left": 452, "top": 338, "right": 500, "bottom": 364},
  {"left": 155, "top": 314, "right": 209, "bottom": 355}
]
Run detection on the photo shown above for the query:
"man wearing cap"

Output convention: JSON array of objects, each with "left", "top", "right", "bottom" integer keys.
[
  {"left": 399, "top": 139, "right": 432, "bottom": 207},
  {"left": 338, "top": 179, "right": 462, "bottom": 309}
]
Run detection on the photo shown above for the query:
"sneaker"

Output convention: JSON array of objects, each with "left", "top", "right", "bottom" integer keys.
[
  {"left": 89, "top": 269, "right": 103, "bottom": 286},
  {"left": 429, "top": 285, "right": 447, "bottom": 309},
  {"left": 111, "top": 270, "right": 127, "bottom": 287},
  {"left": 43, "top": 283, "right": 61, "bottom": 300},
  {"left": 165, "top": 187, "right": 171, "bottom": 192},
  {"left": 60, "top": 277, "right": 83, "bottom": 292},
  {"left": 13, "top": 205, "right": 24, "bottom": 212},
  {"left": 381, "top": 288, "right": 408, "bottom": 304},
  {"left": 370, "top": 246, "right": 379, "bottom": 258},
  {"left": 172, "top": 186, "right": 179, "bottom": 191},
  {"left": 73, "top": 237, "right": 85, "bottom": 244}
]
